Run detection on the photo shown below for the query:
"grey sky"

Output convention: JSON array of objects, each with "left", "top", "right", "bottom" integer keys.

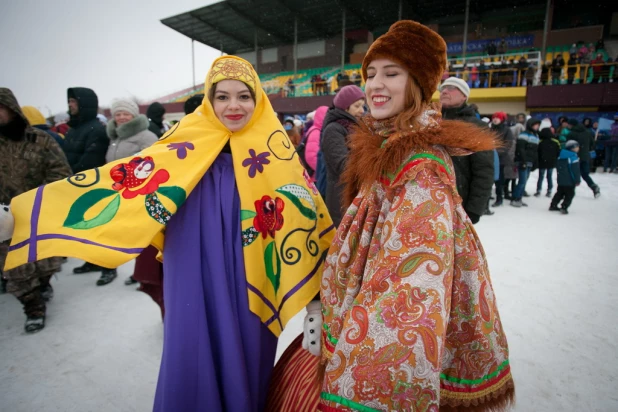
[{"left": 3, "top": 0, "right": 221, "bottom": 117}]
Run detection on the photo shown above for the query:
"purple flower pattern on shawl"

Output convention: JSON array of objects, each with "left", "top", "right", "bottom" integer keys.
[
  {"left": 242, "top": 149, "right": 271, "bottom": 178},
  {"left": 167, "top": 142, "right": 195, "bottom": 159}
]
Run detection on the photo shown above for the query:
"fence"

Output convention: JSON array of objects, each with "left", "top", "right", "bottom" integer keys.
[{"left": 445, "top": 62, "right": 616, "bottom": 89}]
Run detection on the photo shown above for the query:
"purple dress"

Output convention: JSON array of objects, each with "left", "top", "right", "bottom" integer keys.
[{"left": 154, "top": 153, "right": 278, "bottom": 411}]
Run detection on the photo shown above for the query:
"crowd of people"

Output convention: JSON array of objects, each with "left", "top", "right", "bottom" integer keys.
[
  {"left": 446, "top": 55, "right": 537, "bottom": 88},
  {"left": 277, "top": 39, "right": 614, "bottom": 99},
  {"left": 542, "top": 49, "right": 616, "bottom": 85},
  {"left": 0, "top": 87, "right": 185, "bottom": 332},
  {"left": 445, "top": 52, "right": 616, "bottom": 90},
  {"left": 3, "top": 18, "right": 618, "bottom": 412},
  {"left": 442, "top": 38, "right": 616, "bottom": 89},
  {"left": 290, "top": 77, "right": 615, "bottom": 222}
]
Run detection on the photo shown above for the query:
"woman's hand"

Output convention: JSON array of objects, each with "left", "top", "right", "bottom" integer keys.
[
  {"left": 0, "top": 204, "right": 15, "bottom": 242},
  {"left": 302, "top": 301, "right": 322, "bottom": 357}
]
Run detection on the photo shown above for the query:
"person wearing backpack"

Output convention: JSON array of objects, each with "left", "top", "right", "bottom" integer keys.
[
  {"left": 321, "top": 85, "right": 365, "bottom": 226},
  {"left": 298, "top": 106, "right": 328, "bottom": 177}
]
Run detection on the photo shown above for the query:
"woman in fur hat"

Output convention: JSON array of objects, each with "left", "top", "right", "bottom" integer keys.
[{"left": 268, "top": 21, "right": 514, "bottom": 412}]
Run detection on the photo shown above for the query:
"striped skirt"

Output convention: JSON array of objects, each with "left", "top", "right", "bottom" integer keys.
[{"left": 266, "top": 334, "right": 321, "bottom": 411}]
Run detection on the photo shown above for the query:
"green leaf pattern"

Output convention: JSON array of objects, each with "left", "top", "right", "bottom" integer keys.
[
  {"left": 241, "top": 210, "right": 257, "bottom": 221},
  {"left": 156, "top": 186, "right": 186, "bottom": 209},
  {"left": 264, "top": 241, "right": 282, "bottom": 294},
  {"left": 63, "top": 189, "right": 121, "bottom": 230},
  {"left": 276, "top": 184, "right": 317, "bottom": 220}
]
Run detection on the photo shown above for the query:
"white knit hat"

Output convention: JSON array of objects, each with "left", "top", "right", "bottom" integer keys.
[
  {"left": 54, "top": 112, "right": 69, "bottom": 124},
  {"left": 111, "top": 98, "right": 139, "bottom": 117},
  {"left": 440, "top": 77, "right": 470, "bottom": 101},
  {"left": 539, "top": 118, "right": 552, "bottom": 131}
]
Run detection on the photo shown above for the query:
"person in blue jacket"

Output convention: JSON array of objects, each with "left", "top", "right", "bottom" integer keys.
[{"left": 550, "top": 140, "right": 582, "bottom": 215}]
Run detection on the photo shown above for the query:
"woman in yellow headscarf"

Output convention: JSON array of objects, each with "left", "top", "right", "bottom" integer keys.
[{"left": 3, "top": 56, "right": 334, "bottom": 411}]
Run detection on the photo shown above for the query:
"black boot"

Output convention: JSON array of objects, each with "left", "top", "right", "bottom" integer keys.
[
  {"left": 96, "top": 269, "right": 117, "bottom": 286},
  {"left": 0, "top": 277, "right": 6, "bottom": 294},
  {"left": 592, "top": 185, "right": 601, "bottom": 199},
  {"left": 25, "top": 316, "right": 46, "bottom": 333},
  {"left": 73, "top": 262, "right": 104, "bottom": 274},
  {"left": 19, "top": 290, "right": 47, "bottom": 333},
  {"left": 124, "top": 276, "right": 138, "bottom": 286}
]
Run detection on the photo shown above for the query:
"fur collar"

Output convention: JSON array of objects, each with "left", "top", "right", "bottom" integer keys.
[
  {"left": 342, "top": 108, "right": 498, "bottom": 206},
  {"left": 107, "top": 114, "right": 150, "bottom": 140}
]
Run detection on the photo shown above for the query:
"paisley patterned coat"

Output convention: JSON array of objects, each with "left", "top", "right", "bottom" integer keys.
[{"left": 319, "top": 110, "right": 514, "bottom": 412}]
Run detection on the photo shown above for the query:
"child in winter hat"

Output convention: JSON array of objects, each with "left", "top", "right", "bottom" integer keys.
[
  {"left": 491, "top": 111, "right": 507, "bottom": 123},
  {"left": 334, "top": 85, "right": 365, "bottom": 110},
  {"left": 550, "top": 139, "right": 581, "bottom": 214}
]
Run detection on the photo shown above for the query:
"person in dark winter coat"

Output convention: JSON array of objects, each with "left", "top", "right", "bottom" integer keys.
[
  {"left": 490, "top": 111, "right": 514, "bottom": 207},
  {"left": 552, "top": 55, "right": 565, "bottom": 84},
  {"left": 440, "top": 77, "right": 494, "bottom": 224},
  {"left": 535, "top": 123, "right": 561, "bottom": 197},
  {"left": 63, "top": 87, "right": 109, "bottom": 173},
  {"left": 567, "top": 54, "right": 578, "bottom": 84},
  {"left": 64, "top": 88, "right": 114, "bottom": 278},
  {"left": 147, "top": 102, "right": 167, "bottom": 138},
  {"left": 541, "top": 61, "right": 550, "bottom": 85},
  {"left": 511, "top": 118, "right": 540, "bottom": 207},
  {"left": 567, "top": 118, "right": 600, "bottom": 198},
  {"left": 321, "top": 85, "right": 365, "bottom": 227},
  {"left": 0, "top": 88, "right": 73, "bottom": 333},
  {"left": 184, "top": 94, "right": 204, "bottom": 115},
  {"left": 550, "top": 140, "right": 581, "bottom": 214}
]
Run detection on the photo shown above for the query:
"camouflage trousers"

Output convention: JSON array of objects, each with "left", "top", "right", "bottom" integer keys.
[{"left": 0, "top": 242, "right": 61, "bottom": 316}]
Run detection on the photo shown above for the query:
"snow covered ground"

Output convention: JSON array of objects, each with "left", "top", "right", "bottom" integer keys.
[{"left": 1, "top": 173, "right": 617, "bottom": 412}]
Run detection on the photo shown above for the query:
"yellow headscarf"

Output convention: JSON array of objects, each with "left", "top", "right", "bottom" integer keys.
[{"left": 5, "top": 56, "right": 334, "bottom": 336}]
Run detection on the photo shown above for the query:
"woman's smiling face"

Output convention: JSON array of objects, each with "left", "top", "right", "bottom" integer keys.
[
  {"left": 364, "top": 59, "right": 409, "bottom": 120},
  {"left": 212, "top": 80, "right": 255, "bottom": 132}
]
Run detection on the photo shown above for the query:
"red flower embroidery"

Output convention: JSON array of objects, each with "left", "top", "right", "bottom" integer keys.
[
  {"left": 253, "top": 196, "right": 285, "bottom": 239},
  {"left": 110, "top": 156, "right": 170, "bottom": 199}
]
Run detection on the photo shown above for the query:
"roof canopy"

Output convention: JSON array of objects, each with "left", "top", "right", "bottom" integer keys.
[{"left": 162, "top": 0, "right": 546, "bottom": 54}]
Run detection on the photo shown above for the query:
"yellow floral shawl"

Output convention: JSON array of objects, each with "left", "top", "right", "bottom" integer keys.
[{"left": 5, "top": 56, "right": 335, "bottom": 336}]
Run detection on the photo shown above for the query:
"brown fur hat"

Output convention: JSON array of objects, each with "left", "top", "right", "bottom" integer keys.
[{"left": 362, "top": 20, "right": 447, "bottom": 103}]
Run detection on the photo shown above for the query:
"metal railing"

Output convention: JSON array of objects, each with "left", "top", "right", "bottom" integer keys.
[
  {"left": 266, "top": 61, "right": 617, "bottom": 96},
  {"left": 539, "top": 62, "right": 617, "bottom": 85},
  {"left": 447, "top": 51, "right": 542, "bottom": 68},
  {"left": 445, "top": 67, "right": 538, "bottom": 88},
  {"left": 444, "top": 62, "right": 616, "bottom": 89}
]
